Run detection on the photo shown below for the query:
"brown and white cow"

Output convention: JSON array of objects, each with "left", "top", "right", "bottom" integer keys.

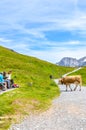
[{"left": 59, "top": 75, "right": 82, "bottom": 91}]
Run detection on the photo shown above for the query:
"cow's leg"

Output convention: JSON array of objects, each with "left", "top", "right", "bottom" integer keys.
[
  {"left": 66, "top": 84, "right": 68, "bottom": 91},
  {"left": 69, "top": 84, "right": 72, "bottom": 91},
  {"left": 79, "top": 84, "right": 81, "bottom": 91},
  {"left": 66, "top": 84, "right": 72, "bottom": 91},
  {"left": 74, "top": 86, "right": 77, "bottom": 91},
  {"left": 74, "top": 84, "right": 78, "bottom": 91}
]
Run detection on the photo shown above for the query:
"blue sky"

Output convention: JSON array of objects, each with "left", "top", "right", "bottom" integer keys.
[{"left": 0, "top": 0, "right": 86, "bottom": 63}]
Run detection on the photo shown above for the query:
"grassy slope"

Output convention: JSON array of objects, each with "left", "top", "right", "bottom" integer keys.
[{"left": 0, "top": 46, "right": 74, "bottom": 129}]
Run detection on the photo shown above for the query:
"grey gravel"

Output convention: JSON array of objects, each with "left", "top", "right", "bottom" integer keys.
[
  {"left": 9, "top": 83, "right": 86, "bottom": 130},
  {"left": 0, "top": 88, "right": 15, "bottom": 94}
]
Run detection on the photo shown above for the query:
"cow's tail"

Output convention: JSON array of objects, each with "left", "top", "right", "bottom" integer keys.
[{"left": 80, "top": 76, "right": 82, "bottom": 91}]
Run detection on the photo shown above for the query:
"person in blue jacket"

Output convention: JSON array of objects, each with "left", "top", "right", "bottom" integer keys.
[
  {"left": 0, "top": 73, "right": 4, "bottom": 83},
  {"left": 0, "top": 73, "right": 7, "bottom": 90}
]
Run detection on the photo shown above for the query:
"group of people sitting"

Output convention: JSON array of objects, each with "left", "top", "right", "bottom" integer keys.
[{"left": 0, "top": 70, "right": 14, "bottom": 91}]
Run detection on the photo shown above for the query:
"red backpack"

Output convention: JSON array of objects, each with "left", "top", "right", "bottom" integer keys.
[{"left": 12, "top": 84, "right": 19, "bottom": 88}]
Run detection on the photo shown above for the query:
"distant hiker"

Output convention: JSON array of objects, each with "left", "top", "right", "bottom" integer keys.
[
  {"left": 6, "top": 71, "right": 12, "bottom": 80},
  {"left": 3, "top": 71, "right": 7, "bottom": 79},
  {"left": 3, "top": 71, "right": 11, "bottom": 88},
  {"left": 8, "top": 71, "right": 14, "bottom": 85},
  {"left": 3, "top": 71, "right": 14, "bottom": 88},
  {"left": 49, "top": 75, "right": 53, "bottom": 79}
]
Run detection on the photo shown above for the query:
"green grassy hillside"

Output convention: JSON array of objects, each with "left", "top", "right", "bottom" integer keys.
[{"left": 0, "top": 46, "right": 74, "bottom": 130}]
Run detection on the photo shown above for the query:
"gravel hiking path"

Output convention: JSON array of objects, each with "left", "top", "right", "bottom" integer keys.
[
  {"left": 10, "top": 85, "right": 86, "bottom": 130},
  {"left": 9, "top": 68, "right": 86, "bottom": 130},
  {"left": 0, "top": 88, "right": 15, "bottom": 95}
]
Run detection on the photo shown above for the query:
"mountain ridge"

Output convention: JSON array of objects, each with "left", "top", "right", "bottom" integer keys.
[{"left": 57, "top": 56, "right": 86, "bottom": 67}]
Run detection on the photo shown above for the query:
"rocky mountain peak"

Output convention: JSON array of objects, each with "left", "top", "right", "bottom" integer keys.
[{"left": 57, "top": 56, "right": 86, "bottom": 67}]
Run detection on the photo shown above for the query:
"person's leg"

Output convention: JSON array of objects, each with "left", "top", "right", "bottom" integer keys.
[
  {"left": 1, "top": 82, "right": 7, "bottom": 91},
  {"left": 5, "top": 80, "right": 11, "bottom": 88},
  {"left": 7, "top": 80, "right": 11, "bottom": 88},
  {"left": 10, "top": 79, "right": 14, "bottom": 85}
]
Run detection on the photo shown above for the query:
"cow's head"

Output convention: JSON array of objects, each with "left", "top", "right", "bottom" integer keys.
[{"left": 58, "top": 78, "right": 64, "bottom": 84}]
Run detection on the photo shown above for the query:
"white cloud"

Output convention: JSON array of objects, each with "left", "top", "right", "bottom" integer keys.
[
  {"left": 0, "top": 0, "right": 86, "bottom": 33},
  {"left": 21, "top": 45, "right": 86, "bottom": 63},
  {"left": 0, "top": 38, "right": 12, "bottom": 43},
  {"left": 68, "top": 41, "right": 80, "bottom": 45},
  {"left": 0, "top": 0, "right": 86, "bottom": 41}
]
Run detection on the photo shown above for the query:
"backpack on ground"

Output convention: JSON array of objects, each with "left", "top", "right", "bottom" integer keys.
[{"left": 11, "top": 84, "right": 19, "bottom": 88}]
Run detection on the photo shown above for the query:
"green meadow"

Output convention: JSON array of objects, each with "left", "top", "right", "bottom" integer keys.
[{"left": 0, "top": 46, "right": 75, "bottom": 130}]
